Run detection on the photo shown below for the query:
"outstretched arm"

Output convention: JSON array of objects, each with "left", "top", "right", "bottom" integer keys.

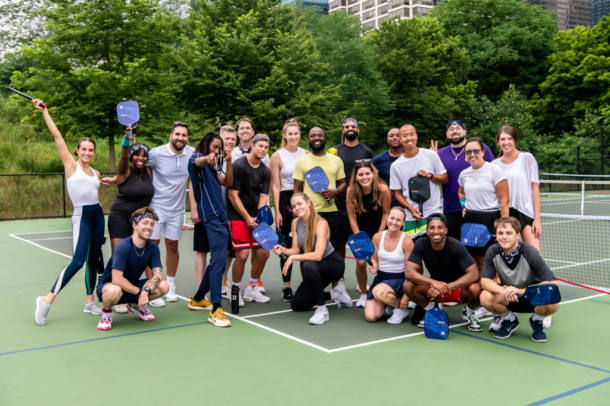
[{"left": 32, "top": 99, "right": 76, "bottom": 175}]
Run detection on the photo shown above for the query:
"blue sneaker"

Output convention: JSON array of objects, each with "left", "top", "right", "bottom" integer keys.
[
  {"left": 493, "top": 317, "right": 520, "bottom": 339},
  {"left": 529, "top": 316, "right": 547, "bottom": 343}
]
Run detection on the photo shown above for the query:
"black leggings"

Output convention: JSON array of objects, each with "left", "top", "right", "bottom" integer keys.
[
  {"left": 279, "top": 190, "right": 294, "bottom": 283},
  {"left": 291, "top": 251, "right": 345, "bottom": 311}
]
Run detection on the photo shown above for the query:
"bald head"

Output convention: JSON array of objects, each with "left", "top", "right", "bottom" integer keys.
[
  {"left": 400, "top": 124, "right": 416, "bottom": 133},
  {"left": 309, "top": 127, "right": 325, "bottom": 136}
]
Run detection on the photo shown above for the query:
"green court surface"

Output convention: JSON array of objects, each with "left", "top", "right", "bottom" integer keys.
[{"left": 2, "top": 218, "right": 610, "bottom": 406}]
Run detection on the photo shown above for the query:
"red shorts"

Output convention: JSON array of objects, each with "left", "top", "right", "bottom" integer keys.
[
  {"left": 229, "top": 220, "right": 260, "bottom": 250},
  {"left": 428, "top": 286, "right": 465, "bottom": 304}
]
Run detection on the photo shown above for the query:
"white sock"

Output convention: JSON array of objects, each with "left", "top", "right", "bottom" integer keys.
[
  {"left": 232, "top": 282, "right": 240, "bottom": 288},
  {"left": 465, "top": 306, "right": 475, "bottom": 315},
  {"left": 532, "top": 313, "right": 546, "bottom": 322},
  {"left": 330, "top": 290, "right": 339, "bottom": 300},
  {"left": 424, "top": 302, "right": 434, "bottom": 311},
  {"left": 167, "top": 277, "right": 175, "bottom": 285},
  {"left": 500, "top": 311, "right": 516, "bottom": 322},
  {"left": 249, "top": 278, "right": 258, "bottom": 288}
]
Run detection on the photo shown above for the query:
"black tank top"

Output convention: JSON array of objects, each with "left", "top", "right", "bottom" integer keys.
[
  {"left": 357, "top": 191, "right": 383, "bottom": 228},
  {"left": 108, "top": 167, "right": 154, "bottom": 219}
]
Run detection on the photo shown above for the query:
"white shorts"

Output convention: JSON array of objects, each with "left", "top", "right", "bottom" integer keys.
[{"left": 150, "top": 207, "right": 184, "bottom": 241}]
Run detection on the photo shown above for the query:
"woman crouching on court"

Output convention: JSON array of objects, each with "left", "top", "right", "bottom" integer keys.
[
  {"left": 272, "top": 193, "right": 352, "bottom": 325},
  {"left": 364, "top": 207, "right": 414, "bottom": 325}
]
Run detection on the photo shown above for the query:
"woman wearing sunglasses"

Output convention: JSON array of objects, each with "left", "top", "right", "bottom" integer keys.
[
  {"left": 346, "top": 160, "right": 392, "bottom": 307},
  {"left": 458, "top": 137, "right": 509, "bottom": 274}
]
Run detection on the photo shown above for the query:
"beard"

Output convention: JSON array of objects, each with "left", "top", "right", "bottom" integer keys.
[
  {"left": 171, "top": 140, "right": 185, "bottom": 151},
  {"left": 309, "top": 140, "right": 326, "bottom": 153},
  {"left": 344, "top": 131, "right": 358, "bottom": 141},
  {"left": 449, "top": 135, "right": 465, "bottom": 145}
]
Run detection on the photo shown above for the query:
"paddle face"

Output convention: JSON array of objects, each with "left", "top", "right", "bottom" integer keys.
[
  {"left": 348, "top": 232, "right": 375, "bottom": 262},
  {"left": 408, "top": 177, "right": 431, "bottom": 205},
  {"left": 305, "top": 166, "right": 330, "bottom": 193},
  {"left": 461, "top": 223, "right": 492, "bottom": 247},
  {"left": 523, "top": 283, "right": 561, "bottom": 306},
  {"left": 252, "top": 223, "right": 279, "bottom": 251},
  {"left": 425, "top": 306, "right": 449, "bottom": 340},
  {"left": 117, "top": 101, "right": 140, "bottom": 127},
  {"left": 276, "top": 226, "right": 286, "bottom": 247},
  {"left": 256, "top": 205, "right": 274, "bottom": 226}
]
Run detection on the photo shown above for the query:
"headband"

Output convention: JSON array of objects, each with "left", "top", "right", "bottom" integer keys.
[
  {"left": 446, "top": 119, "right": 465, "bottom": 130},
  {"left": 342, "top": 117, "right": 359, "bottom": 127},
  {"left": 133, "top": 212, "right": 156, "bottom": 224},
  {"left": 129, "top": 144, "right": 149, "bottom": 156}
]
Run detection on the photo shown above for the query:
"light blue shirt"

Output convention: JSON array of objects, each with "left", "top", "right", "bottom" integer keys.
[{"left": 146, "top": 143, "right": 195, "bottom": 212}]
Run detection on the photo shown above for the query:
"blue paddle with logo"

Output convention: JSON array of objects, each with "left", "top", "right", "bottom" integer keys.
[
  {"left": 461, "top": 223, "right": 494, "bottom": 247},
  {"left": 253, "top": 222, "right": 288, "bottom": 261},
  {"left": 348, "top": 232, "right": 375, "bottom": 267},
  {"left": 306, "top": 166, "right": 333, "bottom": 205},
  {"left": 256, "top": 205, "right": 274, "bottom": 226},
  {"left": 424, "top": 297, "right": 449, "bottom": 340},
  {"left": 117, "top": 100, "right": 140, "bottom": 141},
  {"left": 523, "top": 283, "right": 561, "bottom": 305}
]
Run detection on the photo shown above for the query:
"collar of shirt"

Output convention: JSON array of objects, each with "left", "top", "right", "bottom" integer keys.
[
  {"left": 237, "top": 145, "right": 250, "bottom": 155},
  {"left": 166, "top": 143, "right": 186, "bottom": 167}
]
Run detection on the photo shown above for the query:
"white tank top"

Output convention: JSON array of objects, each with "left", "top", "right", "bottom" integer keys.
[
  {"left": 278, "top": 147, "right": 307, "bottom": 191},
  {"left": 67, "top": 161, "right": 100, "bottom": 207},
  {"left": 378, "top": 231, "right": 406, "bottom": 273}
]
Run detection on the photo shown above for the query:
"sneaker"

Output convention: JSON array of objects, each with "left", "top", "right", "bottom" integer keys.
[
  {"left": 35, "top": 296, "right": 51, "bottom": 326},
  {"left": 411, "top": 305, "right": 425, "bottom": 327},
  {"left": 148, "top": 298, "right": 165, "bottom": 307},
  {"left": 474, "top": 305, "right": 493, "bottom": 319},
  {"left": 529, "top": 316, "right": 547, "bottom": 343},
  {"left": 84, "top": 301, "right": 103, "bottom": 315},
  {"left": 489, "top": 315, "right": 503, "bottom": 333},
  {"left": 417, "top": 318, "right": 425, "bottom": 328},
  {"left": 208, "top": 307, "right": 231, "bottom": 327},
  {"left": 309, "top": 306, "right": 330, "bottom": 325},
  {"left": 385, "top": 306, "right": 395, "bottom": 316},
  {"left": 282, "top": 288, "right": 293, "bottom": 302},
  {"left": 543, "top": 315, "right": 553, "bottom": 328},
  {"left": 332, "top": 283, "right": 353, "bottom": 308},
  {"left": 493, "top": 317, "right": 520, "bottom": 339},
  {"left": 243, "top": 287, "right": 271, "bottom": 303},
  {"left": 97, "top": 311, "right": 113, "bottom": 330},
  {"left": 188, "top": 297, "right": 212, "bottom": 310},
  {"left": 356, "top": 284, "right": 370, "bottom": 294},
  {"left": 464, "top": 311, "right": 482, "bottom": 332},
  {"left": 221, "top": 281, "right": 231, "bottom": 300},
  {"left": 255, "top": 280, "right": 266, "bottom": 293},
  {"left": 114, "top": 304, "right": 128, "bottom": 314},
  {"left": 166, "top": 283, "right": 178, "bottom": 302},
  {"left": 127, "top": 304, "right": 155, "bottom": 321},
  {"left": 231, "top": 287, "right": 245, "bottom": 307},
  {"left": 356, "top": 294, "right": 367, "bottom": 308},
  {"left": 338, "top": 277, "right": 346, "bottom": 286},
  {"left": 387, "top": 308, "right": 409, "bottom": 325},
  {"left": 408, "top": 301, "right": 417, "bottom": 309}
]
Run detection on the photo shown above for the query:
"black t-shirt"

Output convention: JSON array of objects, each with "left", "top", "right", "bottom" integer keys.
[
  {"left": 335, "top": 142, "right": 375, "bottom": 210},
  {"left": 408, "top": 236, "right": 476, "bottom": 283},
  {"left": 227, "top": 156, "right": 271, "bottom": 221}
]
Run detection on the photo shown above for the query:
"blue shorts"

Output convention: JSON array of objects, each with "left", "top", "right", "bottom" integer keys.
[
  {"left": 96, "top": 279, "right": 148, "bottom": 305},
  {"left": 367, "top": 270, "right": 405, "bottom": 301}
]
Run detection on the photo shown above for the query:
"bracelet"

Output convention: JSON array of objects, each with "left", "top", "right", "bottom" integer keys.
[{"left": 460, "top": 198, "right": 466, "bottom": 208}]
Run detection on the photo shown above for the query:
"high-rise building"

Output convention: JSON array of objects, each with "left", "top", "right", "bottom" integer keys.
[
  {"left": 527, "top": 0, "right": 591, "bottom": 30},
  {"left": 282, "top": 0, "right": 329, "bottom": 13},
  {"left": 591, "top": 0, "right": 610, "bottom": 25},
  {"left": 329, "top": 0, "right": 436, "bottom": 28}
]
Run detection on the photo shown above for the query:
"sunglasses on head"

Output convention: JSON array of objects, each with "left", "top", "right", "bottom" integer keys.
[
  {"left": 355, "top": 159, "right": 372, "bottom": 164},
  {"left": 465, "top": 149, "right": 481, "bottom": 156}
]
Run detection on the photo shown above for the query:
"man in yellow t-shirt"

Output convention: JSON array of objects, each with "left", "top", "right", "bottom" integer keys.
[{"left": 293, "top": 127, "right": 346, "bottom": 249}]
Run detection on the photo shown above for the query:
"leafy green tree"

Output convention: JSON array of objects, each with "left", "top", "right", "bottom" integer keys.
[
  {"left": 528, "top": 17, "right": 610, "bottom": 135},
  {"left": 430, "top": 0, "right": 557, "bottom": 100},
  {"left": 0, "top": 0, "right": 48, "bottom": 55},
  {"left": 368, "top": 16, "right": 477, "bottom": 145}
]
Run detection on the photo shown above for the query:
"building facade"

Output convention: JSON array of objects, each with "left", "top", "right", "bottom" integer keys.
[
  {"left": 281, "top": 0, "right": 329, "bottom": 13},
  {"left": 329, "top": 0, "right": 436, "bottom": 28},
  {"left": 591, "top": 0, "right": 610, "bottom": 25},
  {"left": 528, "top": 0, "right": 591, "bottom": 30}
]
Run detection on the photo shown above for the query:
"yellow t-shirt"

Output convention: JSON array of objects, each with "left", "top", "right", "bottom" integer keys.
[{"left": 293, "top": 153, "right": 346, "bottom": 212}]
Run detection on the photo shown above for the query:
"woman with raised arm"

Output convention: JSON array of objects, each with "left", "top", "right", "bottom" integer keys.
[
  {"left": 31, "top": 99, "right": 105, "bottom": 325},
  {"left": 272, "top": 193, "right": 352, "bottom": 325},
  {"left": 346, "top": 161, "right": 391, "bottom": 308},
  {"left": 269, "top": 119, "right": 307, "bottom": 302}
]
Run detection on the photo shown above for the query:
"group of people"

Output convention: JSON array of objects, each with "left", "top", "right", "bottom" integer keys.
[{"left": 31, "top": 97, "right": 558, "bottom": 343}]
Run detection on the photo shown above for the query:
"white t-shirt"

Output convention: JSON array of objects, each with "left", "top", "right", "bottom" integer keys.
[
  {"left": 492, "top": 153, "right": 539, "bottom": 219},
  {"left": 389, "top": 149, "right": 447, "bottom": 221},
  {"left": 458, "top": 162, "right": 506, "bottom": 211},
  {"left": 147, "top": 143, "right": 195, "bottom": 213}
]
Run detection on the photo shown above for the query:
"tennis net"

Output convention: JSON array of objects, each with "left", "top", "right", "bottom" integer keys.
[{"left": 540, "top": 180, "right": 610, "bottom": 217}]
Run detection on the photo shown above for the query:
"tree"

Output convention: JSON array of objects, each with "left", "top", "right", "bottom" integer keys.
[
  {"left": 368, "top": 16, "right": 477, "bottom": 144},
  {"left": 528, "top": 17, "right": 610, "bottom": 136},
  {"left": 430, "top": 0, "right": 557, "bottom": 100},
  {"left": 0, "top": 0, "right": 48, "bottom": 55}
]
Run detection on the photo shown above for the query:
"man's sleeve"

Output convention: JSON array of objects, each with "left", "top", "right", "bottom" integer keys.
[
  {"left": 261, "top": 168, "right": 271, "bottom": 195},
  {"left": 483, "top": 143, "right": 495, "bottom": 163},
  {"left": 111, "top": 244, "right": 129, "bottom": 272},
  {"left": 366, "top": 147, "right": 375, "bottom": 159},
  {"left": 432, "top": 151, "right": 447, "bottom": 175},
  {"left": 389, "top": 163, "right": 401, "bottom": 190},
  {"left": 145, "top": 148, "right": 156, "bottom": 168},
  {"left": 292, "top": 158, "right": 305, "bottom": 181},
  {"left": 407, "top": 240, "right": 424, "bottom": 265},
  {"left": 482, "top": 246, "right": 498, "bottom": 279},
  {"left": 229, "top": 160, "right": 243, "bottom": 191},
  {"left": 335, "top": 157, "right": 346, "bottom": 180},
  {"left": 523, "top": 245, "right": 556, "bottom": 282},
  {"left": 150, "top": 244, "right": 163, "bottom": 270}
]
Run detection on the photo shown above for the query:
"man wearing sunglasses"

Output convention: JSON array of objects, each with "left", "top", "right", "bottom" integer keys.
[{"left": 334, "top": 117, "right": 375, "bottom": 259}]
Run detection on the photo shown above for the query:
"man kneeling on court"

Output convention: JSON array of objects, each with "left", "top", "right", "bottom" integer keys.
[
  {"left": 404, "top": 213, "right": 483, "bottom": 332},
  {"left": 96, "top": 207, "right": 169, "bottom": 330},
  {"left": 480, "top": 217, "right": 559, "bottom": 343}
]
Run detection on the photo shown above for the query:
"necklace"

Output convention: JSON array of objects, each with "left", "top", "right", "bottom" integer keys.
[
  {"left": 451, "top": 146, "right": 464, "bottom": 160},
  {"left": 134, "top": 243, "right": 146, "bottom": 257},
  {"left": 134, "top": 167, "right": 144, "bottom": 182}
]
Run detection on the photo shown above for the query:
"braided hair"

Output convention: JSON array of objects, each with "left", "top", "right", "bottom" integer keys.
[{"left": 195, "top": 132, "right": 225, "bottom": 174}]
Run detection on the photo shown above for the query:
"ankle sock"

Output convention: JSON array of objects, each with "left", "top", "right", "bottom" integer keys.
[
  {"left": 532, "top": 313, "right": 546, "bottom": 322},
  {"left": 212, "top": 303, "right": 221, "bottom": 313},
  {"left": 167, "top": 277, "right": 175, "bottom": 285},
  {"left": 248, "top": 279, "right": 258, "bottom": 288},
  {"left": 193, "top": 290, "right": 206, "bottom": 302},
  {"left": 424, "top": 302, "right": 434, "bottom": 311},
  {"left": 103, "top": 308, "right": 112, "bottom": 313},
  {"left": 500, "top": 310, "right": 516, "bottom": 322},
  {"left": 466, "top": 306, "right": 476, "bottom": 315}
]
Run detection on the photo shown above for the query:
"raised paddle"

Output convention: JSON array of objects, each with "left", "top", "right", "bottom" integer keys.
[
  {"left": 5, "top": 86, "right": 46, "bottom": 108},
  {"left": 117, "top": 100, "right": 140, "bottom": 141}
]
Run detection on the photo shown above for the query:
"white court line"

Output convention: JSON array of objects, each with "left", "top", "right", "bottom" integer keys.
[
  {"left": 9, "top": 234, "right": 72, "bottom": 259},
  {"left": 242, "top": 299, "right": 359, "bottom": 319},
  {"left": 545, "top": 259, "right": 580, "bottom": 265},
  {"left": 551, "top": 258, "right": 610, "bottom": 271},
  {"left": 12, "top": 228, "right": 108, "bottom": 235},
  {"left": 27, "top": 234, "right": 109, "bottom": 241},
  {"left": 541, "top": 218, "right": 584, "bottom": 226}
]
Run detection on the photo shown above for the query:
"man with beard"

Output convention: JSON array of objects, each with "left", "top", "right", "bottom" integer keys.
[
  {"left": 293, "top": 127, "right": 347, "bottom": 250},
  {"left": 334, "top": 118, "right": 375, "bottom": 258},
  {"left": 434, "top": 120, "right": 494, "bottom": 240},
  {"left": 371, "top": 127, "right": 402, "bottom": 206}
]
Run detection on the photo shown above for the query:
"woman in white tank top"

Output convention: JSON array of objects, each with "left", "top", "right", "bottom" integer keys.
[
  {"left": 31, "top": 98, "right": 105, "bottom": 326},
  {"left": 269, "top": 119, "right": 307, "bottom": 301},
  {"left": 364, "top": 207, "right": 414, "bottom": 325}
]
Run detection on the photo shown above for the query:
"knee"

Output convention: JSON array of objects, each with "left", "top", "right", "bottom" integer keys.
[
  {"left": 72, "top": 259, "right": 86, "bottom": 270},
  {"left": 236, "top": 250, "right": 249, "bottom": 262},
  {"left": 365, "top": 311, "right": 379, "bottom": 323},
  {"left": 403, "top": 280, "right": 415, "bottom": 295},
  {"left": 257, "top": 248, "right": 270, "bottom": 260},
  {"left": 158, "top": 280, "right": 170, "bottom": 296},
  {"left": 468, "top": 283, "right": 482, "bottom": 298},
  {"left": 302, "top": 262, "right": 317, "bottom": 276},
  {"left": 104, "top": 284, "right": 122, "bottom": 301},
  {"left": 166, "top": 241, "right": 179, "bottom": 253},
  {"left": 540, "top": 303, "right": 559, "bottom": 315},
  {"left": 356, "top": 260, "right": 367, "bottom": 270},
  {"left": 480, "top": 290, "right": 494, "bottom": 308}
]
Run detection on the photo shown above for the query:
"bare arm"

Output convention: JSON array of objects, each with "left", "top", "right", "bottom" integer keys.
[
  {"left": 416, "top": 170, "right": 447, "bottom": 185},
  {"left": 279, "top": 218, "right": 302, "bottom": 257},
  {"left": 446, "top": 263, "right": 479, "bottom": 291},
  {"left": 222, "top": 152, "right": 233, "bottom": 187},
  {"left": 111, "top": 270, "right": 139, "bottom": 295},
  {"left": 495, "top": 179, "right": 510, "bottom": 217},
  {"left": 116, "top": 128, "right": 132, "bottom": 184},
  {"left": 143, "top": 267, "right": 163, "bottom": 291},
  {"left": 379, "top": 185, "right": 392, "bottom": 232},
  {"left": 270, "top": 152, "right": 283, "bottom": 225},
  {"left": 34, "top": 100, "right": 76, "bottom": 176},
  {"left": 368, "top": 232, "right": 382, "bottom": 273},
  {"left": 189, "top": 180, "right": 200, "bottom": 225},
  {"left": 228, "top": 189, "right": 257, "bottom": 228},
  {"left": 346, "top": 186, "right": 360, "bottom": 235},
  {"left": 293, "top": 179, "right": 304, "bottom": 194},
  {"left": 258, "top": 194, "right": 269, "bottom": 210},
  {"left": 531, "top": 182, "right": 542, "bottom": 239},
  {"left": 393, "top": 189, "right": 422, "bottom": 220},
  {"left": 289, "top": 220, "right": 330, "bottom": 262}
]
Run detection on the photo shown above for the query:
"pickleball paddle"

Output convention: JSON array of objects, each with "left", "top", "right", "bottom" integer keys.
[
  {"left": 348, "top": 232, "right": 375, "bottom": 266},
  {"left": 408, "top": 176, "right": 431, "bottom": 217},
  {"left": 306, "top": 166, "right": 333, "bottom": 205}
]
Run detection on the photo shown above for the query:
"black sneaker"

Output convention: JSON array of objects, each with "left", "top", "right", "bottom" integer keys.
[
  {"left": 493, "top": 317, "right": 520, "bottom": 339},
  {"left": 529, "top": 316, "right": 547, "bottom": 343},
  {"left": 411, "top": 305, "right": 426, "bottom": 326},
  {"left": 282, "top": 288, "right": 293, "bottom": 302}
]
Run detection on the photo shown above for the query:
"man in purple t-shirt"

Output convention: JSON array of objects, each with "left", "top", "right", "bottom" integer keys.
[{"left": 432, "top": 119, "right": 494, "bottom": 240}]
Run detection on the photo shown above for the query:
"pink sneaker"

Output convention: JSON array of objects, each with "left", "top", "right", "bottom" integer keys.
[
  {"left": 127, "top": 304, "right": 155, "bottom": 321},
  {"left": 97, "top": 311, "right": 113, "bottom": 330}
]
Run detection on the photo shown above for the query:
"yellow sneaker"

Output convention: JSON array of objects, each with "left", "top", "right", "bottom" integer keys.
[
  {"left": 188, "top": 297, "right": 212, "bottom": 310},
  {"left": 208, "top": 308, "right": 231, "bottom": 327}
]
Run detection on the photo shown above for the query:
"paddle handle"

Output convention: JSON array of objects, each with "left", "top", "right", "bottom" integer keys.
[
  {"left": 418, "top": 204, "right": 424, "bottom": 218},
  {"left": 367, "top": 259, "right": 373, "bottom": 267},
  {"left": 279, "top": 253, "right": 288, "bottom": 261},
  {"left": 434, "top": 296, "right": 439, "bottom": 307},
  {"left": 6, "top": 86, "right": 46, "bottom": 108}
]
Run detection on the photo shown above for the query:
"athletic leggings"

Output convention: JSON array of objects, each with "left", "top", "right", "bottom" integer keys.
[
  {"left": 50, "top": 204, "right": 105, "bottom": 296},
  {"left": 278, "top": 190, "right": 294, "bottom": 283},
  {"left": 291, "top": 251, "right": 345, "bottom": 311}
]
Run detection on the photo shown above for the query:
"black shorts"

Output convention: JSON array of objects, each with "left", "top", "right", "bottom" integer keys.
[
  {"left": 319, "top": 211, "right": 341, "bottom": 248},
  {"left": 96, "top": 279, "right": 148, "bottom": 304},
  {"left": 339, "top": 209, "right": 353, "bottom": 240},
  {"left": 108, "top": 215, "right": 132, "bottom": 240},
  {"left": 509, "top": 208, "right": 534, "bottom": 230},
  {"left": 507, "top": 297, "right": 536, "bottom": 313},
  {"left": 357, "top": 222, "right": 381, "bottom": 241},
  {"left": 464, "top": 209, "right": 501, "bottom": 257},
  {"left": 444, "top": 211, "right": 464, "bottom": 241},
  {"left": 194, "top": 222, "right": 233, "bottom": 254}
]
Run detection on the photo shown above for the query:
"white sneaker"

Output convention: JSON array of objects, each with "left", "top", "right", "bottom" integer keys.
[
  {"left": 489, "top": 315, "right": 503, "bottom": 333},
  {"left": 127, "top": 304, "right": 155, "bottom": 321},
  {"left": 232, "top": 289, "right": 245, "bottom": 307},
  {"left": 388, "top": 308, "right": 409, "bottom": 325},
  {"left": 148, "top": 298, "right": 165, "bottom": 307},
  {"left": 35, "top": 296, "right": 51, "bottom": 326},
  {"left": 332, "top": 283, "right": 353, "bottom": 308},
  {"left": 114, "top": 304, "right": 128, "bottom": 314},
  {"left": 221, "top": 282, "right": 231, "bottom": 300},
  {"left": 97, "top": 311, "right": 113, "bottom": 330},
  {"left": 83, "top": 301, "right": 103, "bottom": 315},
  {"left": 408, "top": 301, "right": 417, "bottom": 309},
  {"left": 309, "top": 306, "right": 330, "bottom": 325},
  {"left": 338, "top": 277, "right": 345, "bottom": 286},
  {"left": 543, "top": 315, "right": 553, "bottom": 328},
  {"left": 243, "top": 287, "right": 271, "bottom": 303},
  {"left": 385, "top": 306, "right": 394, "bottom": 316},
  {"left": 166, "top": 284, "right": 177, "bottom": 302},
  {"left": 356, "top": 294, "right": 367, "bottom": 308},
  {"left": 356, "top": 284, "right": 370, "bottom": 294},
  {"left": 255, "top": 280, "right": 266, "bottom": 293},
  {"left": 474, "top": 305, "right": 492, "bottom": 319}
]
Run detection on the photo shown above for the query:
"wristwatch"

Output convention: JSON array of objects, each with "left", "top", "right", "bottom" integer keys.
[
  {"left": 143, "top": 287, "right": 151, "bottom": 294},
  {"left": 427, "top": 173, "right": 433, "bottom": 180}
]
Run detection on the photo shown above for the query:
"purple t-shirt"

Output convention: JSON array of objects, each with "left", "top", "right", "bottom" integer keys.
[{"left": 438, "top": 143, "right": 495, "bottom": 213}]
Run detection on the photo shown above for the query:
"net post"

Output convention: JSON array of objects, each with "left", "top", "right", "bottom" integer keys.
[{"left": 581, "top": 181, "right": 585, "bottom": 216}]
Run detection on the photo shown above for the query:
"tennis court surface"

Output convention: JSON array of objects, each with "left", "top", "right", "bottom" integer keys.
[{"left": 2, "top": 218, "right": 610, "bottom": 406}]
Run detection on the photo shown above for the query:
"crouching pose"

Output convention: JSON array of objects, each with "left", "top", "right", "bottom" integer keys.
[
  {"left": 481, "top": 217, "right": 559, "bottom": 343},
  {"left": 364, "top": 207, "right": 414, "bottom": 324},
  {"left": 404, "top": 213, "right": 483, "bottom": 332},
  {"left": 96, "top": 207, "right": 169, "bottom": 330}
]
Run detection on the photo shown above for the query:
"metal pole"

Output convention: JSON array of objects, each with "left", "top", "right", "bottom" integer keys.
[
  {"left": 62, "top": 173, "right": 66, "bottom": 218},
  {"left": 577, "top": 146, "right": 580, "bottom": 174},
  {"left": 601, "top": 127, "right": 605, "bottom": 176}
]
